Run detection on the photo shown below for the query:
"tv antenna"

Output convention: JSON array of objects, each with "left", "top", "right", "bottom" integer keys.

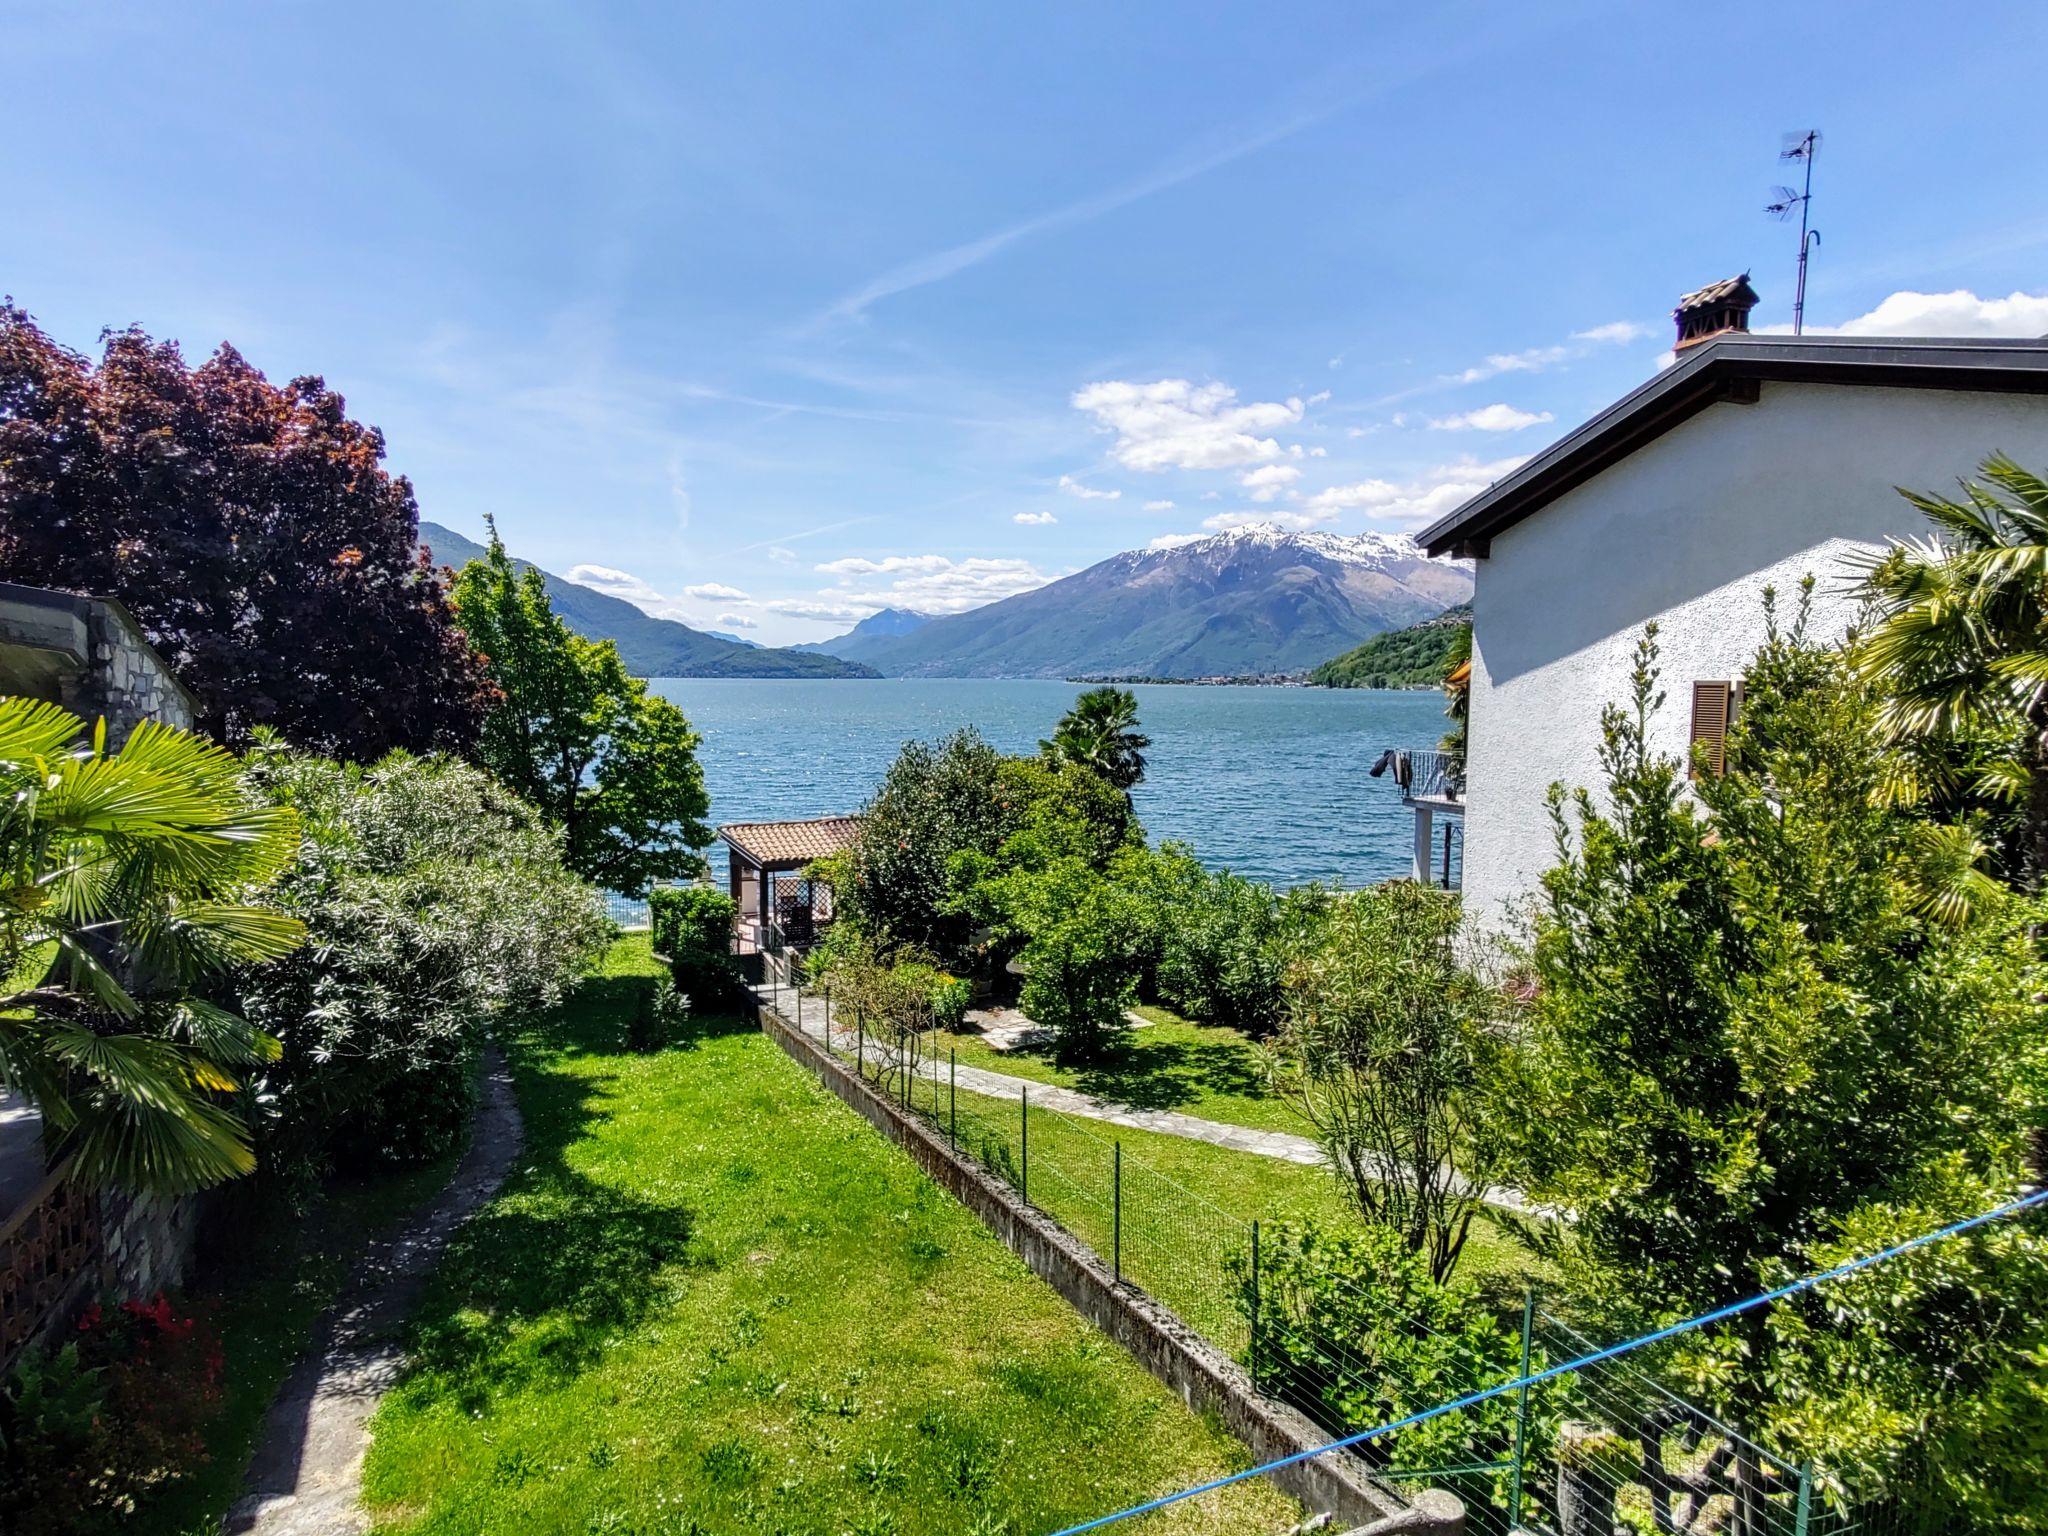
[{"left": 1765, "top": 129, "right": 1822, "bottom": 334}]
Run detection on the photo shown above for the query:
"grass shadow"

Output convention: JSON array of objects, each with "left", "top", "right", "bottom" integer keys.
[{"left": 391, "top": 964, "right": 718, "bottom": 1416}]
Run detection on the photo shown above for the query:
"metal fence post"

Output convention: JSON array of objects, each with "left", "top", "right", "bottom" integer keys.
[
  {"left": 1793, "top": 1464, "right": 1814, "bottom": 1536},
  {"left": 1020, "top": 1087, "right": 1029, "bottom": 1204},
  {"left": 1113, "top": 1141, "right": 1122, "bottom": 1284},
  {"left": 1248, "top": 1219, "right": 1261, "bottom": 1380},
  {"left": 1508, "top": 1287, "right": 1536, "bottom": 1529},
  {"left": 949, "top": 1048, "right": 957, "bottom": 1150},
  {"left": 857, "top": 1017, "right": 864, "bottom": 1077}
]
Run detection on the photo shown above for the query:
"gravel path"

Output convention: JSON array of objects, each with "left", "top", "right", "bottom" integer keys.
[{"left": 223, "top": 1047, "right": 524, "bottom": 1536}]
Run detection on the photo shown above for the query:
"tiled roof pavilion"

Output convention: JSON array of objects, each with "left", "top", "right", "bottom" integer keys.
[{"left": 717, "top": 816, "right": 861, "bottom": 869}]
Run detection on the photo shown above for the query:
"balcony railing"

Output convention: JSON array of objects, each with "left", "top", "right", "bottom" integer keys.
[{"left": 1371, "top": 747, "right": 1464, "bottom": 803}]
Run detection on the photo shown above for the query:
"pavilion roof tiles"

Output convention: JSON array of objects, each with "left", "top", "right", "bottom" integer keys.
[{"left": 717, "top": 816, "right": 861, "bottom": 868}]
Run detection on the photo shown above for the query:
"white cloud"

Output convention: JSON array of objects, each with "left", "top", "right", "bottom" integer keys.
[
  {"left": 568, "top": 563, "right": 758, "bottom": 625},
  {"left": 815, "top": 554, "right": 953, "bottom": 577},
  {"left": 1143, "top": 499, "right": 1176, "bottom": 512},
  {"left": 1792, "top": 288, "right": 2048, "bottom": 338},
  {"left": 1202, "top": 508, "right": 1335, "bottom": 532},
  {"left": 1014, "top": 510, "right": 1058, "bottom": 525},
  {"left": 1307, "top": 445, "right": 1328, "bottom": 457},
  {"left": 1147, "top": 532, "right": 1208, "bottom": 550},
  {"left": 1573, "top": 320, "right": 1653, "bottom": 344},
  {"left": 567, "top": 563, "right": 656, "bottom": 600},
  {"left": 716, "top": 612, "right": 758, "bottom": 629},
  {"left": 810, "top": 551, "right": 1052, "bottom": 615},
  {"left": 764, "top": 597, "right": 873, "bottom": 623},
  {"left": 1441, "top": 319, "right": 1650, "bottom": 387},
  {"left": 1306, "top": 455, "right": 1529, "bottom": 527},
  {"left": 1240, "top": 463, "right": 1303, "bottom": 501},
  {"left": 1427, "top": 403, "right": 1555, "bottom": 433},
  {"left": 1447, "top": 346, "right": 1571, "bottom": 385},
  {"left": 1058, "top": 474, "right": 1121, "bottom": 501},
  {"left": 767, "top": 546, "right": 799, "bottom": 564},
  {"left": 1071, "top": 378, "right": 1307, "bottom": 471}
]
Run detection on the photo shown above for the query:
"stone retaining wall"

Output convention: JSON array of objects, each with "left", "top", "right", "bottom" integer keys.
[{"left": 755, "top": 999, "right": 1464, "bottom": 1536}]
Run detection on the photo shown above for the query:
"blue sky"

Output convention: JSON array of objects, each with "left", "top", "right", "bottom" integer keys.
[{"left": 8, "top": 1, "right": 2048, "bottom": 644}]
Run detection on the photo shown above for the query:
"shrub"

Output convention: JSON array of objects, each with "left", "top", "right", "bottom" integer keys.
[
  {"left": 648, "top": 885, "right": 745, "bottom": 1010},
  {"left": 1270, "top": 882, "right": 1510, "bottom": 1282},
  {"left": 0, "top": 1294, "right": 227, "bottom": 1535},
  {"left": 1230, "top": 1221, "right": 1531, "bottom": 1479},
  {"left": 234, "top": 744, "right": 611, "bottom": 1185},
  {"left": 1116, "top": 843, "right": 1325, "bottom": 1035},
  {"left": 893, "top": 962, "right": 972, "bottom": 1031},
  {"left": 628, "top": 973, "right": 691, "bottom": 1053}
]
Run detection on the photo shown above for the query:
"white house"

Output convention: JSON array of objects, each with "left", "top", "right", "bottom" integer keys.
[{"left": 1410, "top": 279, "right": 2048, "bottom": 930}]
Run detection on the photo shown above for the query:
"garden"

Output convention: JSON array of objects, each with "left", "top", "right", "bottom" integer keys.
[{"left": 0, "top": 297, "right": 2043, "bottom": 1536}]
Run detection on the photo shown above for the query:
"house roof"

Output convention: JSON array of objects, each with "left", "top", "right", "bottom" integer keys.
[
  {"left": 1418, "top": 334, "right": 2048, "bottom": 558},
  {"left": 718, "top": 816, "right": 861, "bottom": 868}
]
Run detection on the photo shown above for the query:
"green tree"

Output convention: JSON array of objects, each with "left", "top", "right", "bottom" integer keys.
[
  {"left": 234, "top": 743, "right": 609, "bottom": 1179},
  {"left": 1854, "top": 454, "right": 2048, "bottom": 887},
  {"left": 1513, "top": 603, "right": 2044, "bottom": 1453},
  {"left": 1042, "top": 686, "right": 1150, "bottom": 794},
  {"left": 0, "top": 699, "right": 303, "bottom": 1192},
  {"left": 451, "top": 526, "right": 710, "bottom": 895},
  {"left": 843, "top": 728, "right": 1013, "bottom": 959},
  {"left": 1268, "top": 882, "right": 1509, "bottom": 1282}
]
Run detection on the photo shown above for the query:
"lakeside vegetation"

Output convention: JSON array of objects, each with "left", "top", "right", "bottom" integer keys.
[
  {"left": 0, "top": 284, "right": 2043, "bottom": 1535},
  {"left": 1308, "top": 604, "right": 1471, "bottom": 689}
]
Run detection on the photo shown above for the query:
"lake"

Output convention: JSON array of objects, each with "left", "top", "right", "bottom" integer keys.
[{"left": 649, "top": 678, "right": 1451, "bottom": 890}]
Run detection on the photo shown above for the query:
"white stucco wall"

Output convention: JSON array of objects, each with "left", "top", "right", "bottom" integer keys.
[{"left": 1463, "top": 381, "right": 2048, "bottom": 932}]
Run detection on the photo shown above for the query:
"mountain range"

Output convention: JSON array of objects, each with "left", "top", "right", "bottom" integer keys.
[
  {"left": 413, "top": 522, "right": 877, "bottom": 679},
  {"left": 791, "top": 606, "right": 935, "bottom": 664},
  {"left": 829, "top": 524, "right": 1472, "bottom": 678}
]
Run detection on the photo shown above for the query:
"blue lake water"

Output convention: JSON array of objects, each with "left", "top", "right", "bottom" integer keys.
[{"left": 649, "top": 679, "right": 1450, "bottom": 890}]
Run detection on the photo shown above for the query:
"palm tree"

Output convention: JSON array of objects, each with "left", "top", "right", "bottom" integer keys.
[
  {"left": 0, "top": 698, "right": 304, "bottom": 1192},
  {"left": 1853, "top": 454, "right": 2048, "bottom": 887},
  {"left": 1042, "top": 687, "right": 1150, "bottom": 793}
]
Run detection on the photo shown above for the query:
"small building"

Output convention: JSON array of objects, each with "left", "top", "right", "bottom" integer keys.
[
  {"left": 0, "top": 581, "right": 197, "bottom": 744},
  {"left": 1405, "top": 281, "right": 2048, "bottom": 927},
  {"left": 0, "top": 580, "right": 200, "bottom": 1366},
  {"left": 718, "top": 816, "right": 860, "bottom": 956}
]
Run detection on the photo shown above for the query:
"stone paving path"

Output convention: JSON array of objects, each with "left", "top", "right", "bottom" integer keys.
[
  {"left": 224, "top": 1047, "right": 524, "bottom": 1536},
  {"left": 755, "top": 983, "right": 1537, "bottom": 1213}
]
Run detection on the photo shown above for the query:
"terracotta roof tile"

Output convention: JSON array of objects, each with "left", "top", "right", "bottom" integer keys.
[{"left": 718, "top": 815, "right": 861, "bottom": 867}]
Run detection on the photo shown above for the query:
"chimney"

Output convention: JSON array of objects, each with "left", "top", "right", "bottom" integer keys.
[{"left": 1673, "top": 273, "right": 1760, "bottom": 351}]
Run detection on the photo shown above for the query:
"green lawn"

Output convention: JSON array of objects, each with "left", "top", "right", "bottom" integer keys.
[
  {"left": 928, "top": 1081, "right": 1537, "bottom": 1349},
  {"left": 933, "top": 1003, "right": 1307, "bottom": 1135},
  {"left": 360, "top": 935, "right": 1298, "bottom": 1536}
]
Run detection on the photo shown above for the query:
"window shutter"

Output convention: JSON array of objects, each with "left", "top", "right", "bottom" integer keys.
[{"left": 1690, "top": 680, "right": 1732, "bottom": 778}]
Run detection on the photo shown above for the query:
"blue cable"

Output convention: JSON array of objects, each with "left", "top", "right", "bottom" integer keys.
[{"left": 1049, "top": 1183, "right": 2048, "bottom": 1536}]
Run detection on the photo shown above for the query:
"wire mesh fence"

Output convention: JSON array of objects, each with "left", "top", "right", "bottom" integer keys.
[{"left": 759, "top": 978, "right": 1927, "bottom": 1536}]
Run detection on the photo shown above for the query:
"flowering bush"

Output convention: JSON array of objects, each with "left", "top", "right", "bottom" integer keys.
[{"left": 0, "top": 1293, "right": 226, "bottom": 1534}]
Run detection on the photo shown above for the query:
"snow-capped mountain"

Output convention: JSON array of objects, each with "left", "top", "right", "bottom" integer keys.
[{"left": 845, "top": 522, "right": 1472, "bottom": 678}]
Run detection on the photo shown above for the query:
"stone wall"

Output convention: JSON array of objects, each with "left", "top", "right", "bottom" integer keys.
[
  {"left": 67, "top": 599, "right": 196, "bottom": 742},
  {"left": 755, "top": 999, "right": 1465, "bottom": 1536}
]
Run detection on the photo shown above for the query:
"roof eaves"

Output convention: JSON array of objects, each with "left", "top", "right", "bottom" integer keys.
[{"left": 1418, "top": 336, "right": 2048, "bottom": 557}]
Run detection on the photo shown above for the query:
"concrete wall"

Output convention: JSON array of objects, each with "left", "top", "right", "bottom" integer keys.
[
  {"left": 754, "top": 1000, "right": 1464, "bottom": 1536},
  {"left": 1463, "top": 382, "right": 2048, "bottom": 929}
]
